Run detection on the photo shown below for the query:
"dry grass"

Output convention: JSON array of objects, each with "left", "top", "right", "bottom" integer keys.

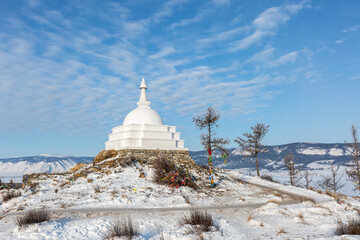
[
  {"left": 260, "top": 174, "right": 278, "bottom": 183},
  {"left": 335, "top": 217, "right": 360, "bottom": 235},
  {"left": 267, "top": 199, "right": 281, "bottom": 205},
  {"left": 94, "top": 184, "right": 101, "bottom": 193},
  {"left": 297, "top": 212, "right": 305, "bottom": 223},
  {"left": 2, "top": 190, "right": 21, "bottom": 202},
  {"left": 94, "top": 150, "right": 118, "bottom": 163},
  {"left": 247, "top": 214, "right": 253, "bottom": 222},
  {"left": 16, "top": 208, "right": 50, "bottom": 228},
  {"left": 103, "top": 217, "right": 138, "bottom": 240},
  {"left": 111, "top": 188, "right": 119, "bottom": 198},
  {"left": 277, "top": 228, "right": 286, "bottom": 234},
  {"left": 325, "top": 189, "right": 339, "bottom": 198},
  {"left": 273, "top": 192, "right": 284, "bottom": 199},
  {"left": 179, "top": 210, "right": 214, "bottom": 232}
]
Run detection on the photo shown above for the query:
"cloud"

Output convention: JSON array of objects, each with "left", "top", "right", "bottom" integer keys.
[
  {"left": 0, "top": 0, "right": 315, "bottom": 139},
  {"left": 230, "top": 30, "right": 271, "bottom": 52},
  {"left": 198, "top": 26, "right": 248, "bottom": 47},
  {"left": 304, "top": 70, "right": 323, "bottom": 83},
  {"left": 268, "top": 51, "right": 298, "bottom": 67},
  {"left": 349, "top": 75, "right": 360, "bottom": 80},
  {"left": 151, "top": 0, "right": 190, "bottom": 23},
  {"left": 212, "top": 0, "right": 231, "bottom": 6},
  {"left": 149, "top": 47, "right": 176, "bottom": 59},
  {"left": 335, "top": 39, "right": 344, "bottom": 44},
  {"left": 27, "top": 0, "right": 41, "bottom": 7},
  {"left": 342, "top": 25, "right": 360, "bottom": 33},
  {"left": 230, "top": 0, "right": 310, "bottom": 52},
  {"left": 249, "top": 47, "right": 275, "bottom": 62},
  {"left": 248, "top": 47, "right": 312, "bottom": 69},
  {"left": 170, "top": 8, "right": 214, "bottom": 29},
  {"left": 316, "top": 46, "right": 336, "bottom": 54}
]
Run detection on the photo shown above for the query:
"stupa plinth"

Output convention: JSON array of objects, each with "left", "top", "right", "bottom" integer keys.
[{"left": 105, "top": 78, "right": 188, "bottom": 151}]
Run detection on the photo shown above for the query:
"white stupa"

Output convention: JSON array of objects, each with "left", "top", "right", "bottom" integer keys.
[{"left": 105, "top": 78, "right": 187, "bottom": 150}]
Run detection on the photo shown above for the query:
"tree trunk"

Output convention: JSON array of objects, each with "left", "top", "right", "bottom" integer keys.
[
  {"left": 208, "top": 122, "right": 211, "bottom": 152},
  {"left": 255, "top": 154, "right": 260, "bottom": 176}
]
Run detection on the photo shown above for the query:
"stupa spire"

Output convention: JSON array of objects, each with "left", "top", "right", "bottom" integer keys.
[{"left": 137, "top": 78, "right": 151, "bottom": 107}]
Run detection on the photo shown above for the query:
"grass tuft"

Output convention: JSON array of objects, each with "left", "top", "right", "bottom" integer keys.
[
  {"left": 94, "top": 184, "right": 101, "bottom": 193},
  {"left": 104, "top": 217, "right": 138, "bottom": 240},
  {"left": 179, "top": 210, "right": 214, "bottom": 232},
  {"left": 260, "top": 174, "right": 278, "bottom": 183},
  {"left": 2, "top": 190, "right": 21, "bottom": 202},
  {"left": 335, "top": 217, "right": 360, "bottom": 235},
  {"left": 16, "top": 208, "right": 50, "bottom": 228}
]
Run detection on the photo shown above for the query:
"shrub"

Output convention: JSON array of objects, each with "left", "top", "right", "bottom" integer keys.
[
  {"left": 104, "top": 217, "right": 138, "bottom": 240},
  {"left": 335, "top": 217, "right": 360, "bottom": 235},
  {"left": 153, "top": 157, "right": 196, "bottom": 189},
  {"left": 179, "top": 210, "right": 214, "bottom": 232},
  {"left": 94, "top": 184, "right": 101, "bottom": 193},
  {"left": 261, "top": 174, "right": 278, "bottom": 183},
  {"left": 16, "top": 208, "right": 50, "bottom": 228},
  {"left": 2, "top": 190, "right": 21, "bottom": 202},
  {"left": 111, "top": 187, "right": 119, "bottom": 197}
]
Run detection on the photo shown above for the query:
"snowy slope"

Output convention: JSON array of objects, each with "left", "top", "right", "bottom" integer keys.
[
  {"left": 190, "top": 142, "right": 352, "bottom": 171},
  {"left": 0, "top": 162, "right": 359, "bottom": 239},
  {"left": 0, "top": 156, "right": 93, "bottom": 182},
  {"left": 190, "top": 142, "right": 359, "bottom": 197}
]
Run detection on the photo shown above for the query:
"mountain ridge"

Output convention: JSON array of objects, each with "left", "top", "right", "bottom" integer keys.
[{"left": 0, "top": 142, "right": 354, "bottom": 182}]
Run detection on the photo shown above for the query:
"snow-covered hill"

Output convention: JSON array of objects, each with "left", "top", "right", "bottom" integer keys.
[
  {"left": 0, "top": 158, "right": 359, "bottom": 239},
  {"left": 190, "top": 142, "right": 358, "bottom": 196},
  {"left": 0, "top": 155, "right": 93, "bottom": 182},
  {"left": 190, "top": 142, "right": 352, "bottom": 171},
  {"left": 0, "top": 143, "right": 357, "bottom": 195}
]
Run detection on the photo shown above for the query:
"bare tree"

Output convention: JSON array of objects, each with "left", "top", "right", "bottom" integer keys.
[
  {"left": 330, "top": 163, "right": 345, "bottom": 194},
  {"left": 234, "top": 123, "right": 270, "bottom": 177},
  {"left": 346, "top": 125, "right": 360, "bottom": 194},
  {"left": 318, "top": 162, "right": 344, "bottom": 193},
  {"left": 304, "top": 170, "right": 312, "bottom": 189},
  {"left": 193, "top": 107, "right": 230, "bottom": 153},
  {"left": 283, "top": 153, "right": 301, "bottom": 186}
]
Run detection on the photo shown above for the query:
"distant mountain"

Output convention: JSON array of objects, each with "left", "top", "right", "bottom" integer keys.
[
  {"left": 189, "top": 142, "right": 352, "bottom": 171},
  {"left": 0, "top": 143, "right": 353, "bottom": 182},
  {"left": 0, "top": 155, "right": 93, "bottom": 181}
]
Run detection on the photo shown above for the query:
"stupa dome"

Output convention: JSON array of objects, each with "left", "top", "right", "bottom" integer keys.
[
  {"left": 123, "top": 107, "right": 163, "bottom": 125},
  {"left": 123, "top": 78, "right": 163, "bottom": 125},
  {"left": 105, "top": 78, "right": 187, "bottom": 150}
]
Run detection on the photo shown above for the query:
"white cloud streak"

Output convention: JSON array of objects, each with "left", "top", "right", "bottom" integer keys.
[
  {"left": 0, "top": 0, "right": 315, "bottom": 137},
  {"left": 230, "top": 1, "right": 310, "bottom": 52},
  {"left": 342, "top": 25, "right": 360, "bottom": 33}
]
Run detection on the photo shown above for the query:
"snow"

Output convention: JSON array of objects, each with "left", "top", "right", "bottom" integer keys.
[
  {"left": 273, "top": 146, "right": 287, "bottom": 155},
  {"left": 297, "top": 147, "right": 327, "bottom": 155},
  {"left": 231, "top": 148, "right": 251, "bottom": 156},
  {"left": 1, "top": 162, "right": 360, "bottom": 239},
  {"left": 329, "top": 148, "right": 344, "bottom": 156}
]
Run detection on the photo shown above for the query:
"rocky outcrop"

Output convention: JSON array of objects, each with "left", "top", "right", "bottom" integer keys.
[{"left": 23, "top": 149, "right": 204, "bottom": 186}]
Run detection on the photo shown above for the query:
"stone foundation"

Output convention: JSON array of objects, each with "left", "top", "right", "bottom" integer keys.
[
  {"left": 94, "top": 149, "right": 193, "bottom": 165},
  {"left": 91, "top": 149, "right": 202, "bottom": 173}
]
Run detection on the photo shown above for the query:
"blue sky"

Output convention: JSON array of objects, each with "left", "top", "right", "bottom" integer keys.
[{"left": 0, "top": 0, "right": 359, "bottom": 158}]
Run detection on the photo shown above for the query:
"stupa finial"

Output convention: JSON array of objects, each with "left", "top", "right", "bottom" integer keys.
[{"left": 137, "top": 78, "right": 151, "bottom": 107}]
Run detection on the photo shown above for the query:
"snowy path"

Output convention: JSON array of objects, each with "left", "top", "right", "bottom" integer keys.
[
  {"left": 0, "top": 198, "right": 301, "bottom": 218},
  {"left": 226, "top": 171, "right": 332, "bottom": 203}
]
